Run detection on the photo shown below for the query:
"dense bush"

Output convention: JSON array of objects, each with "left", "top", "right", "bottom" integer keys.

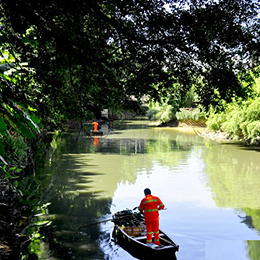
[
  {"left": 146, "top": 102, "right": 207, "bottom": 126},
  {"left": 176, "top": 107, "right": 206, "bottom": 123},
  {"left": 207, "top": 97, "right": 260, "bottom": 144},
  {"left": 146, "top": 102, "right": 175, "bottom": 123}
]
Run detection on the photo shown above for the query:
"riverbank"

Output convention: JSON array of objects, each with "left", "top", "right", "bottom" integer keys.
[{"left": 153, "top": 120, "right": 231, "bottom": 142}]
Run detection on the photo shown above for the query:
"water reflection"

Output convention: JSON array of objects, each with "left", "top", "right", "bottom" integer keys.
[
  {"left": 19, "top": 120, "right": 260, "bottom": 260},
  {"left": 206, "top": 240, "right": 260, "bottom": 260},
  {"left": 203, "top": 143, "right": 260, "bottom": 209}
]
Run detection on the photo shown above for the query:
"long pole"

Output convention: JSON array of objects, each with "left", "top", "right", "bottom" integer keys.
[
  {"left": 78, "top": 212, "right": 135, "bottom": 230},
  {"left": 78, "top": 218, "right": 113, "bottom": 230}
]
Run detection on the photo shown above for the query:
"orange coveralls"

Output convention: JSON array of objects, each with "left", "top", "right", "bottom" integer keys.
[
  {"left": 139, "top": 194, "right": 165, "bottom": 245},
  {"left": 92, "top": 122, "right": 99, "bottom": 132}
]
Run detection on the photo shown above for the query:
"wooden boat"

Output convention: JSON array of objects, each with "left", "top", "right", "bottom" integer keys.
[
  {"left": 112, "top": 209, "right": 179, "bottom": 260},
  {"left": 90, "top": 130, "right": 103, "bottom": 135}
]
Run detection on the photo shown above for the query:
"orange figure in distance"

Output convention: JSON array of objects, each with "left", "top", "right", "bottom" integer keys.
[{"left": 92, "top": 121, "right": 99, "bottom": 132}]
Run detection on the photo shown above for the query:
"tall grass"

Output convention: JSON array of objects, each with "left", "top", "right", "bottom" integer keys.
[
  {"left": 146, "top": 102, "right": 175, "bottom": 123},
  {"left": 207, "top": 97, "right": 260, "bottom": 144},
  {"left": 176, "top": 107, "right": 206, "bottom": 124}
]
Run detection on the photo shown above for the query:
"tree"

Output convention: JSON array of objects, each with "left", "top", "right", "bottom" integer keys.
[{"left": 0, "top": 0, "right": 259, "bottom": 122}]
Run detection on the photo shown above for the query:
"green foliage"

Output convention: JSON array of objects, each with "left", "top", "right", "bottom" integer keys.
[
  {"left": 0, "top": 0, "right": 259, "bottom": 119},
  {"left": 245, "top": 121, "right": 260, "bottom": 141},
  {"left": 206, "top": 112, "right": 225, "bottom": 131},
  {"left": 0, "top": 116, "right": 7, "bottom": 134},
  {"left": 0, "top": 164, "right": 22, "bottom": 181},
  {"left": 176, "top": 107, "right": 207, "bottom": 122},
  {"left": 0, "top": 99, "right": 40, "bottom": 179},
  {"left": 4, "top": 133, "right": 28, "bottom": 163},
  {"left": 146, "top": 102, "right": 175, "bottom": 123},
  {"left": 0, "top": 42, "right": 41, "bottom": 180},
  {"left": 207, "top": 97, "right": 260, "bottom": 144},
  {"left": 254, "top": 77, "right": 260, "bottom": 94},
  {"left": 247, "top": 240, "right": 260, "bottom": 260}
]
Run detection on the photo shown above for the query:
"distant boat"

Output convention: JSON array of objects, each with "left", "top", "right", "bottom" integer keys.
[
  {"left": 90, "top": 130, "right": 103, "bottom": 135},
  {"left": 112, "top": 209, "right": 179, "bottom": 260}
]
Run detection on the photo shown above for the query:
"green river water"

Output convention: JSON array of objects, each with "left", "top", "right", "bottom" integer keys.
[{"left": 21, "top": 120, "right": 260, "bottom": 260}]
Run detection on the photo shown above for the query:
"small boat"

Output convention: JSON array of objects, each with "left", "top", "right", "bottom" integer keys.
[
  {"left": 112, "top": 209, "right": 179, "bottom": 260},
  {"left": 90, "top": 130, "right": 103, "bottom": 135}
]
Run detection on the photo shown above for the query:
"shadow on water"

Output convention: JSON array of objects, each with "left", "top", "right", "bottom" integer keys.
[
  {"left": 219, "top": 141, "right": 260, "bottom": 152},
  {"left": 19, "top": 139, "right": 114, "bottom": 260},
  {"left": 42, "top": 195, "right": 113, "bottom": 260}
]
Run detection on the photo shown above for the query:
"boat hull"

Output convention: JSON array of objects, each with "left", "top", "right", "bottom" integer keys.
[
  {"left": 112, "top": 225, "right": 178, "bottom": 260},
  {"left": 90, "top": 130, "right": 103, "bottom": 135}
]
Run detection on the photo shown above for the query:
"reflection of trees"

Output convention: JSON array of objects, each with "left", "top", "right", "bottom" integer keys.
[
  {"left": 203, "top": 142, "right": 260, "bottom": 256},
  {"left": 63, "top": 127, "right": 202, "bottom": 193},
  {"left": 202, "top": 143, "right": 260, "bottom": 209},
  {"left": 43, "top": 195, "right": 112, "bottom": 260},
  {"left": 19, "top": 135, "right": 112, "bottom": 260},
  {"left": 247, "top": 240, "right": 260, "bottom": 260},
  {"left": 146, "top": 130, "right": 200, "bottom": 168},
  {"left": 41, "top": 146, "right": 113, "bottom": 259}
]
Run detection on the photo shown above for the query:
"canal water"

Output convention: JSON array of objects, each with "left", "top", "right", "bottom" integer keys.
[{"left": 21, "top": 120, "right": 260, "bottom": 260}]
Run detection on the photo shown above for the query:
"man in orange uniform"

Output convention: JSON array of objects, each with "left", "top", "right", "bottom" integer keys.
[
  {"left": 92, "top": 121, "right": 99, "bottom": 132},
  {"left": 139, "top": 188, "right": 165, "bottom": 246}
]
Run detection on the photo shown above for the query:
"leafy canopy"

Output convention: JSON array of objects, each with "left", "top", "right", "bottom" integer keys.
[{"left": 0, "top": 0, "right": 259, "bottom": 121}]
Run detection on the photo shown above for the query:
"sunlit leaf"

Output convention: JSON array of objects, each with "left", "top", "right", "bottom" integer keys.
[
  {"left": 35, "top": 220, "right": 52, "bottom": 226},
  {"left": 13, "top": 103, "right": 40, "bottom": 133},
  {"left": 28, "top": 106, "right": 37, "bottom": 112},
  {"left": 5, "top": 112, "right": 35, "bottom": 139},
  {"left": 8, "top": 167, "right": 22, "bottom": 172}
]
